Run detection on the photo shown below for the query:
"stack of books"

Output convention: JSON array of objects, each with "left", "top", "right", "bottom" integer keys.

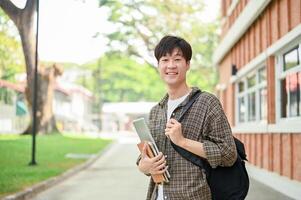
[{"left": 137, "top": 141, "right": 170, "bottom": 183}]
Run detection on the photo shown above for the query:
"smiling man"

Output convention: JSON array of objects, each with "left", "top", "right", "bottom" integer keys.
[{"left": 137, "top": 35, "right": 237, "bottom": 200}]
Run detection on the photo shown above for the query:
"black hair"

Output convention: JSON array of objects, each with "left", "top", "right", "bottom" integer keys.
[{"left": 154, "top": 35, "right": 192, "bottom": 62}]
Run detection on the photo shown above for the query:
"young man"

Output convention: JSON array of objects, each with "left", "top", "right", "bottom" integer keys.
[{"left": 137, "top": 35, "right": 237, "bottom": 200}]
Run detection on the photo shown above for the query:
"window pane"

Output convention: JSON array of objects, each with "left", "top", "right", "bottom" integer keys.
[
  {"left": 248, "top": 92, "right": 256, "bottom": 121},
  {"left": 299, "top": 72, "right": 301, "bottom": 115},
  {"left": 281, "top": 72, "right": 301, "bottom": 117},
  {"left": 238, "top": 97, "right": 245, "bottom": 122},
  {"left": 283, "top": 47, "right": 299, "bottom": 71},
  {"left": 238, "top": 81, "right": 244, "bottom": 93},
  {"left": 289, "top": 73, "right": 299, "bottom": 117},
  {"left": 258, "top": 67, "right": 266, "bottom": 83},
  {"left": 259, "top": 88, "right": 267, "bottom": 120},
  {"left": 247, "top": 75, "right": 256, "bottom": 88},
  {"left": 281, "top": 78, "right": 287, "bottom": 118}
]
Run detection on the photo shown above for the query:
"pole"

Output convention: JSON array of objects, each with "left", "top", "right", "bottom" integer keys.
[{"left": 29, "top": 0, "right": 39, "bottom": 166}]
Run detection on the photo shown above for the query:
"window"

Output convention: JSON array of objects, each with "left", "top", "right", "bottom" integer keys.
[
  {"left": 279, "top": 45, "right": 301, "bottom": 118},
  {"left": 283, "top": 47, "right": 299, "bottom": 71},
  {"left": 247, "top": 75, "right": 256, "bottom": 121},
  {"left": 237, "top": 81, "right": 245, "bottom": 123},
  {"left": 258, "top": 68, "right": 267, "bottom": 120},
  {"left": 236, "top": 66, "right": 267, "bottom": 124}
]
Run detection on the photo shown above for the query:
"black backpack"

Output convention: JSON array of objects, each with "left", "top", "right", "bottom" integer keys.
[{"left": 171, "top": 91, "right": 249, "bottom": 200}]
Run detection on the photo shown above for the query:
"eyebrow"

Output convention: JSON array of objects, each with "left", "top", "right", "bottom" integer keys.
[
  {"left": 174, "top": 53, "right": 183, "bottom": 56},
  {"left": 161, "top": 52, "right": 183, "bottom": 58}
]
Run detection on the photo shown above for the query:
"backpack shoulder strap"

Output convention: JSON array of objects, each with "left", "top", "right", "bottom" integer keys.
[
  {"left": 178, "top": 90, "right": 202, "bottom": 122},
  {"left": 170, "top": 90, "right": 207, "bottom": 169}
]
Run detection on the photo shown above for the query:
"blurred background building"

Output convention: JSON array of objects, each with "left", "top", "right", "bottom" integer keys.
[
  {"left": 213, "top": 0, "right": 301, "bottom": 199},
  {"left": 101, "top": 102, "right": 155, "bottom": 132},
  {"left": 0, "top": 79, "right": 29, "bottom": 133},
  {"left": 0, "top": 68, "right": 98, "bottom": 135}
]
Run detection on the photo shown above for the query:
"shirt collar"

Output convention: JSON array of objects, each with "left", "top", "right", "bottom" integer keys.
[{"left": 158, "top": 87, "right": 201, "bottom": 108}]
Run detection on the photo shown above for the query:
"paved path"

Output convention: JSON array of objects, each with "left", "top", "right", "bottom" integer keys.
[
  {"left": 31, "top": 134, "right": 148, "bottom": 200},
  {"left": 31, "top": 133, "right": 294, "bottom": 200},
  {"left": 246, "top": 179, "right": 293, "bottom": 200}
]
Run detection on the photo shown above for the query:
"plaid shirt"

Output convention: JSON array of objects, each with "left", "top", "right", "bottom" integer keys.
[{"left": 145, "top": 87, "right": 237, "bottom": 200}]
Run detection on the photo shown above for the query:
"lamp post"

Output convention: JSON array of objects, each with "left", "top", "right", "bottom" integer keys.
[{"left": 29, "top": 0, "right": 39, "bottom": 166}]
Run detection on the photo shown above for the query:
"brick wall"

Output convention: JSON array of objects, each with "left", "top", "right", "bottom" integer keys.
[
  {"left": 218, "top": 0, "right": 301, "bottom": 182},
  {"left": 235, "top": 133, "right": 301, "bottom": 182}
]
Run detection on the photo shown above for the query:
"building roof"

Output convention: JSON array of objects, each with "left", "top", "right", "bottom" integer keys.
[
  {"left": 0, "top": 78, "right": 93, "bottom": 99},
  {"left": 0, "top": 79, "right": 25, "bottom": 92},
  {"left": 102, "top": 102, "right": 156, "bottom": 114},
  {"left": 54, "top": 81, "right": 93, "bottom": 99}
]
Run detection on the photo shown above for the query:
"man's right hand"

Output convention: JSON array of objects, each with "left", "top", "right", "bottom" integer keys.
[{"left": 138, "top": 143, "right": 168, "bottom": 175}]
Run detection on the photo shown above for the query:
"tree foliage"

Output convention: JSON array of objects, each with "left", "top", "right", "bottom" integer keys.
[
  {"left": 81, "top": 54, "right": 165, "bottom": 104},
  {"left": 0, "top": 9, "right": 24, "bottom": 81},
  {"left": 98, "top": 0, "right": 219, "bottom": 91}
]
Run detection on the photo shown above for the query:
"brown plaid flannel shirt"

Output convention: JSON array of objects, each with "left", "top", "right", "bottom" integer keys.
[{"left": 145, "top": 87, "right": 237, "bottom": 200}]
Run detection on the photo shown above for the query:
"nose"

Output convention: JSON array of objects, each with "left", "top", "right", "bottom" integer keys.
[{"left": 167, "top": 60, "right": 176, "bottom": 69}]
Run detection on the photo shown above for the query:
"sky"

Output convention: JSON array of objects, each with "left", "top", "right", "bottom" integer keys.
[{"left": 11, "top": 0, "right": 220, "bottom": 64}]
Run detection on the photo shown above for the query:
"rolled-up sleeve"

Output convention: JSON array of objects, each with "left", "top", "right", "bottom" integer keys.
[{"left": 203, "top": 96, "right": 237, "bottom": 168}]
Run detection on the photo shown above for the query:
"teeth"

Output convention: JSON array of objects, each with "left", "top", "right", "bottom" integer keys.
[{"left": 167, "top": 73, "right": 177, "bottom": 75}]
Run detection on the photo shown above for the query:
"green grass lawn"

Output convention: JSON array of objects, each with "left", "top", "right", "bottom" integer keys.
[{"left": 0, "top": 133, "right": 112, "bottom": 198}]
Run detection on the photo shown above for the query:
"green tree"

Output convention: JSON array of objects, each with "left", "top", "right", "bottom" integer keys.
[
  {"left": 81, "top": 53, "right": 165, "bottom": 103},
  {"left": 0, "top": 9, "right": 24, "bottom": 81},
  {"left": 98, "top": 0, "right": 219, "bottom": 91}
]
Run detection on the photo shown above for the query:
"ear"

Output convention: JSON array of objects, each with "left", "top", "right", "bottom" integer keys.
[{"left": 186, "top": 61, "right": 190, "bottom": 70}]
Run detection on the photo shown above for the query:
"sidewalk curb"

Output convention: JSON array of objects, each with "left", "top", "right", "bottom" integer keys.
[{"left": 2, "top": 141, "right": 117, "bottom": 200}]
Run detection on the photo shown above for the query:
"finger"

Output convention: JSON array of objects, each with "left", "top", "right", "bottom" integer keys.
[
  {"left": 153, "top": 166, "right": 169, "bottom": 175},
  {"left": 155, "top": 161, "right": 166, "bottom": 171},
  {"left": 154, "top": 154, "right": 166, "bottom": 166},
  {"left": 165, "top": 127, "right": 171, "bottom": 132},
  {"left": 165, "top": 131, "right": 169, "bottom": 138},
  {"left": 151, "top": 152, "right": 163, "bottom": 162},
  {"left": 169, "top": 118, "right": 179, "bottom": 124},
  {"left": 166, "top": 119, "right": 175, "bottom": 125},
  {"left": 166, "top": 123, "right": 173, "bottom": 128}
]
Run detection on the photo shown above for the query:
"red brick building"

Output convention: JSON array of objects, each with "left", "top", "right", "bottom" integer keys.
[{"left": 213, "top": 0, "right": 301, "bottom": 198}]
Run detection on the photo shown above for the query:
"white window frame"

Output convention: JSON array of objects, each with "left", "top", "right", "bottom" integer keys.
[
  {"left": 273, "top": 41, "right": 301, "bottom": 131},
  {"left": 235, "top": 64, "right": 267, "bottom": 127},
  {"left": 231, "top": 25, "right": 301, "bottom": 133}
]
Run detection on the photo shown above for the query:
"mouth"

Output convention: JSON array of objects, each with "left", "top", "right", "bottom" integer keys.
[{"left": 166, "top": 72, "right": 178, "bottom": 75}]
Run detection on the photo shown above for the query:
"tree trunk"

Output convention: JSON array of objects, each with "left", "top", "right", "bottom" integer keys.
[
  {"left": 0, "top": 0, "right": 62, "bottom": 134},
  {"left": 25, "top": 64, "right": 63, "bottom": 134}
]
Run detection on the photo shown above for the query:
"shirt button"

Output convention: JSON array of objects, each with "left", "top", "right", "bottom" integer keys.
[
  {"left": 172, "top": 113, "right": 175, "bottom": 116},
  {"left": 164, "top": 196, "right": 167, "bottom": 199}
]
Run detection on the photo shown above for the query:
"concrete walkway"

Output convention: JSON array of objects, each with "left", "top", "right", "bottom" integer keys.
[{"left": 31, "top": 133, "right": 293, "bottom": 200}]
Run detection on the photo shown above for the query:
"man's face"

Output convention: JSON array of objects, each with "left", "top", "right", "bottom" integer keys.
[{"left": 158, "top": 48, "right": 190, "bottom": 87}]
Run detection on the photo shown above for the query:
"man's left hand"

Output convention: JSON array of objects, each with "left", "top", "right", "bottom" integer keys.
[{"left": 165, "top": 118, "right": 185, "bottom": 146}]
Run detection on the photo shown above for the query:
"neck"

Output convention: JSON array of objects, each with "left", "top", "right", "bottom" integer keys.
[{"left": 167, "top": 83, "right": 191, "bottom": 100}]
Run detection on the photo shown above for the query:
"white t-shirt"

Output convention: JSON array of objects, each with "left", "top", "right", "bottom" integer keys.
[{"left": 157, "top": 92, "right": 190, "bottom": 200}]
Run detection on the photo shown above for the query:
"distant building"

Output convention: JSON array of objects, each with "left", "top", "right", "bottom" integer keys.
[
  {"left": 101, "top": 102, "right": 156, "bottom": 132},
  {"left": 0, "top": 78, "right": 97, "bottom": 134},
  {"left": 54, "top": 80, "right": 98, "bottom": 133},
  {"left": 0, "top": 79, "right": 29, "bottom": 133},
  {"left": 213, "top": 0, "right": 301, "bottom": 198}
]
